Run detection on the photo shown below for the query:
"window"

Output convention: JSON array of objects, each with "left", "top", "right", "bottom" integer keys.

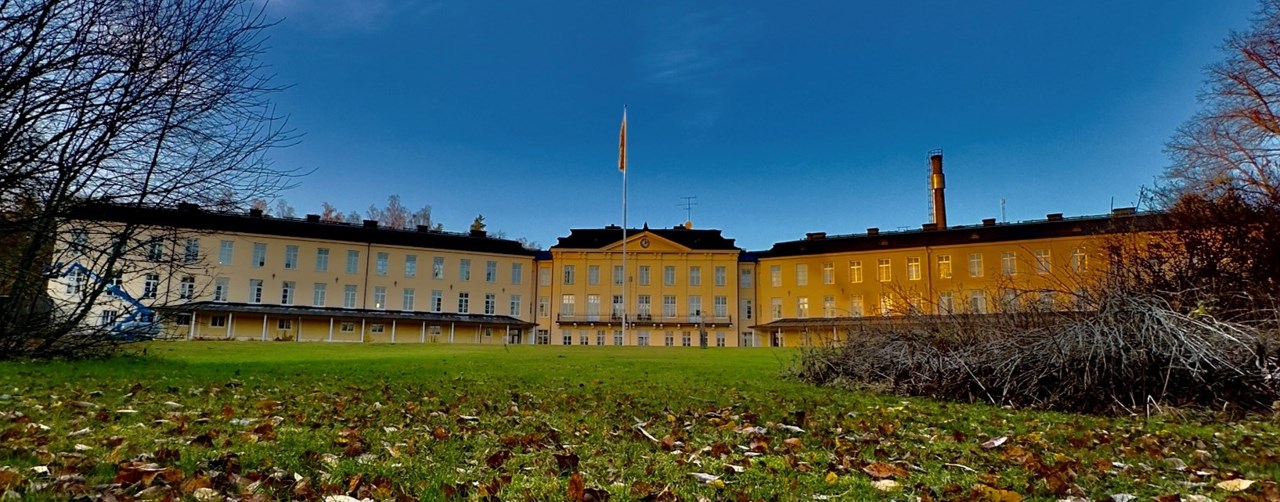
[
  {"left": 613, "top": 330, "right": 623, "bottom": 346},
  {"left": 65, "top": 269, "right": 81, "bottom": 294},
  {"left": 71, "top": 229, "right": 89, "bottom": 253},
  {"left": 637, "top": 295, "right": 651, "bottom": 317},
  {"left": 1000, "top": 289, "right": 1019, "bottom": 311},
  {"left": 147, "top": 238, "right": 164, "bottom": 261},
  {"left": 278, "top": 319, "right": 292, "bottom": 330},
  {"left": 346, "top": 250, "right": 360, "bottom": 274},
  {"left": 579, "top": 330, "right": 589, "bottom": 345},
  {"left": 1038, "top": 291, "right": 1056, "bottom": 310},
  {"left": 688, "top": 296, "right": 702, "bottom": 319},
  {"left": 637, "top": 330, "right": 649, "bottom": 346},
  {"left": 877, "top": 259, "right": 892, "bottom": 282},
  {"left": 613, "top": 265, "right": 624, "bottom": 285},
  {"left": 588, "top": 265, "right": 600, "bottom": 285},
  {"left": 343, "top": 285, "right": 357, "bottom": 308},
  {"left": 509, "top": 295, "right": 521, "bottom": 316},
  {"left": 274, "top": 246, "right": 295, "bottom": 271},
  {"left": 560, "top": 295, "right": 575, "bottom": 315},
  {"left": 716, "top": 332, "right": 726, "bottom": 347},
  {"left": 457, "top": 292, "right": 470, "bottom": 313},
  {"left": 849, "top": 296, "right": 864, "bottom": 317},
  {"left": 538, "top": 267, "right": 550, "bottom": 286},
  {"left": 512, "top": 263, "right": 523, "bottom": 285},
  {"left": 403, "top": 288, "right": 415, "bottom": 311},
  {"left": 563, "top": 265, "right": 575, "bottom": 285},
  {"left": 179, "top": 276, "right": 195, "bottom": 300},
  {"left": 879, "top": 294, "right": 894, "bottom": 316},
  {"left": 1070, "top": 247, "right": 1087, "bottom": 273},
  {"left": 183, "top": 239, "right": 199, "bottom": 263},
  {"left": 796, "top": 264, "right": 808, "bottom": 286},
  {"left": 433, "top": 256, "right": 445, "bottom": 279},
  {"left": 313, "top": 283, "right": 326, "bottom": 307},
  {"left": 938, "top": 255, "right": 952, "bottom": 279},
  {"left": 537, "top": 296, "right": 549, "bottom": 317},
  {"left": 715, "top": 266, "right": 726, "bottom": 287},
  {"left": 969, "top": 290, "right": 988, "bottom": 314},
  {"left": 370, "top": 323, "right": 385, "bottom": 334},
  {"left": 770, "top": 265, "right": 781, "bottom": 287},
  {"left": 822, "top": 296, "right": 835, "bottom": 317},
  {"left": 214, "top": 278, "right": 229, "bottom": 302},
  {"left": 142, "top": 274, "right": 159, "bottom": 299},
  {"left": 376, "top": 252, "right": 389, "bottom": 275},
  {"left": 771, "top": 298, "right": 782, "bottom": 320},
  {"left": 822, "top": 262, "right": 834, "bottom": 284},
  {"left": 252, "top": 243, "right": 267, "bottom": 268},
  {"left": 249, "top": 279, "right": 263, "bottom": 304},
  {"left": 281, "top": 281, "right": 295, "bottom": 305},
  {"left": 431, "top": 290, "right": 443, "bottom": 312},
  {"left": 219, "top": 240, "right": 234, "bottom": 265},
  {"left": 340, "top": 322, "right": 355, "bottom": 332},
  {"left": 739, "top": 268, "right": 752, "bottom": 288},
  {"left": 938, "top": 291, "right": 954, "bottom": 314},
  {"left": 849, "top": 261, "right": 863, "bottom": 283},
  {"left": 210, "top": 315, "right": 226, "bottom": 328},
  {"left": 536, "top": 329, "right": 550, "bottom": 345},
  {"left": 611, "top": 295, "right": 623, "bottom": 317},
  {"left": 484, "top": 293, "right": 496, "bottom": 315},
  {"left": 562, "top": 330, "right": 573, "bottom": 346},
  {"left": 373, "top": 286, "right": 387, "bottom": 309},
  {"left": 405, "top": 255, "right": 417, "bottom": 277},
  {"left": 430, "top": 326, "right": 444, "bottom": 338},
  {"left": 99, "top": 310, "right": 119, "bottom": 326},
  {"left": 316, "top": 248, "right": 329, "bottom": 272},
  {"left": 486, "top": 261, "right": 497, "bottom": 283},
  {"left": 907, "top": 257, "right": 921, "bottom": 281},
  {"left": 665, "top": 331, "right": 674, "bottom": 347},
  {"left": 742, "top": 299, "right": 753, "bottom": 320},
  {"left": 174, "top": 314, "right": 192, "bottom": 326},
  {"left": 796, "top": 297, "right": 809, "bottom": 318},
  {"left": 638, "top": 266, "right": 651, "bottom": 286},
  {"left": 682, "top": 331, "right": 692, "bottom": 347},
  {"left": 662, "top": 295, "right": 676, "bottom": 318},
  {"left": 1035, "top": 249, "right": 1051, "bottom": 275},
  {"left": 1001, "top": 252, "right": 1017, "bottom": 276},
  {"left": 969, "top": 253, "right": 984, "bottom": 277},
  {"left": 689, "top": 266, "right": 701, "bottom": 286},
  {"left": 663, "top": 266, "right": 676, "bottom": 286},
  {"left": 460, "top": 259, "right": 472, "bottom": 281},
  {"left": 714, "top": 296, "right": 728, "bottom": 318},
  {"left": 596, "top": 330, "right": 605, "bottom": 346},
  {"left": 586, "top": 294, "right": 600, "bottom": 318}
]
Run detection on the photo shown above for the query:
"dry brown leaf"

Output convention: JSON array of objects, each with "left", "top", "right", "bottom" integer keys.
[{"left": 862, "top": 462, "right": 908, "bottom": 479}]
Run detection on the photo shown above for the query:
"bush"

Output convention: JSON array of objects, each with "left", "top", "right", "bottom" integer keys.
[{"left": 795, "top": 294, "right": 1280, "bottom": 414}]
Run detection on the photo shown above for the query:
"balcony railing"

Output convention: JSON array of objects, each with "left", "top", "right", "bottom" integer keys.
[{"left": 556, "top": 314, "right": 733, "bottom": 326}]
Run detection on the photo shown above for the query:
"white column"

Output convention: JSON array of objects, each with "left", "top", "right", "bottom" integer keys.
[
  {"left": 188, "top": 312, "right": 196, "bottom": 340},
  {"left": 449, "top": 322, "right": 455, "bottom": 343},
  {"left": 328, "top": 318, "right": 334, "bottom": 342},
  {"left": 360, "top": 318, "right": 366, "bottom": 343},
  {"left": 261, "top": 314, "right": 268, "bottom": 341},
  {"left": 228, "top": 312, "right": 234, "bottom": 340},
  {"left": 420, "top": 322, "right": 425, "bottom": 343},
  {"left": 391, "top": 319, "right": 397, "bottom": 344}
]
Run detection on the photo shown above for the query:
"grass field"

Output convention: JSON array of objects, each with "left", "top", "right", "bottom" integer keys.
[{"left": 1, "top": 342, "right": 1278, "bottom": 501}]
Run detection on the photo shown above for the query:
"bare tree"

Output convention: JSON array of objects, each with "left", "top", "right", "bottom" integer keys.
[
  {"left": 274, "top": 199, "right": 295, "bottom": 218},
  {"left": 0, "top": 0, "right": 297, "bottom": 359},
  {"left": 409, "top": 204, "right": 434, "bottom": 229},
  {"left": 367, "top": 195, "right": 409, "bottom": 229},
  {"left": 320, "top": 202, "right": 343, "bottom": 222}
]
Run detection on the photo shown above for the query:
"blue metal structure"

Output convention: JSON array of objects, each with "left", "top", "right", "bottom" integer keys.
[{"left": 50, "top": 262, "right": 157, "bottom": 340}]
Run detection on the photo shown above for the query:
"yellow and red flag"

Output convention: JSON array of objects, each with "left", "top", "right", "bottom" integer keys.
[{"left": 618, "top": 107, "right": 627, "bottom": 172}]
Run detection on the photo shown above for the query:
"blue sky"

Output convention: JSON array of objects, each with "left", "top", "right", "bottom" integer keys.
[{"left": 259, "top": 1, "right": 1257, "bottom": 250}]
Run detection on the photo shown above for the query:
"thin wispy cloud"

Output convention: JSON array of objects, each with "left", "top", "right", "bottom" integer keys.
[
  {"left": 640, "top": 7, "right": 757, "bottom": 132},
  {"left": 262, "top": 0, "right": 443, "bottom": 32}
]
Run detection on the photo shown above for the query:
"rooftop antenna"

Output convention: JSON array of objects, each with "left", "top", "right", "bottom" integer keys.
[
  {"left": 1000, "top": 198, "right": 1007, "bottom": 223},
  {"left": 678, "top": 196, "right": 698, "bottom": 223}
]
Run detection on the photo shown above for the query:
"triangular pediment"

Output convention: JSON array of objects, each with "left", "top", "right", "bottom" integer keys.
[{"left": 602, "top": 231, "right": 690, "bottom": 253}]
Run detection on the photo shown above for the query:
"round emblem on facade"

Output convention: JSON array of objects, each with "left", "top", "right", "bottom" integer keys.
[{"left": 639, "top": 237, "right": 650, "bottom": 248}]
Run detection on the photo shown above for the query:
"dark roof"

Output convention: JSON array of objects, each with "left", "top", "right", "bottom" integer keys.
[
  {"left": 753, "top": 211, "right": 1165, "bottom": 258},
  {"left": 163, "top": 301, "right": 536, "bottom": 327},
  {"left": 71, "top": 203, "right": 539, "bottom": 256},
  {"left": 551, "top": 226, "right": 739, "bottom": 251}
]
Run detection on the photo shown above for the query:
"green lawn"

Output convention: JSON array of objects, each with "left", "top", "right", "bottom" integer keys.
[{"left": 1, "top": 343, "right": 1278, "bottom": 501}]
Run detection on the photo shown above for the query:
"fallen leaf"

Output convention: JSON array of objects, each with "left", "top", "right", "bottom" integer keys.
[
  {"left": 1216, "top": 479, "right": 1255, "bottom": 492},
  {"left": 973, "top": 484, "right": 1023, "bottom": 502},
  {"left": 981, "top": 436, "right": 1008, "bottom": 449},
  {"left": 689, "top": 472, "right": 721, "bottom": 483},
  {"left": 871, "top": 479, "right": 901, "bottom": 491},
  {"left": 824, "top": 471, "right": 838, "bottom": 484},
  {"left": 862, "top": 462, "right": 908, "bottom": 479}
]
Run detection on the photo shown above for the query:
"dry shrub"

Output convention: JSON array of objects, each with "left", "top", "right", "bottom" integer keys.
[{"left": 796, "top": 294, "right": 1280, "bottom": 414}]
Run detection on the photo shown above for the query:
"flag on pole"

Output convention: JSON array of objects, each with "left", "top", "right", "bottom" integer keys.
[{"left": 618, "top": 107, "right": 627, "bottom": 172}]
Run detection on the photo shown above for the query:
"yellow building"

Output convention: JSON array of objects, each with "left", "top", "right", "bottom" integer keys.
[
  {"left": 533, "top": 224, "right": 757, "bottom": 347},
  {"left": 50, "top": 204, "right": 538, "bottom": 343}
]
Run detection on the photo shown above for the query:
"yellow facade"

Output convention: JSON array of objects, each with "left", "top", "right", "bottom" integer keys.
[{"left": 534, "top": 227, "right": 750, "bottom": 347}]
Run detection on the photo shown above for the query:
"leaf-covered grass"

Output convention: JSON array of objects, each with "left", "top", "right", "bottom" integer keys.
[{"left": 1, "top": 342, "right": 1278, "bottom": 501}]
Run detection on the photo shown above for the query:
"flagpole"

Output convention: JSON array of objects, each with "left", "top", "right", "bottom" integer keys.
[{"left": 620, "top": 106, "right": 628, "bottom": 346}]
